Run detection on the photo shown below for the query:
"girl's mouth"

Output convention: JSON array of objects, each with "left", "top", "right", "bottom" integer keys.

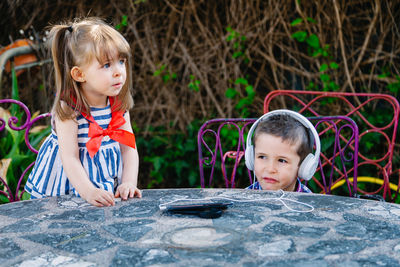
[{"left": 113, "top": 83, "right": 122, "bottom": 88}]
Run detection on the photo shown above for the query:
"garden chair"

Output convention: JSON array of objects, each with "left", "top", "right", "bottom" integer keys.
[
  {"left": 0, "top": 99, "right": 50, "bottom": 202},
  {"left": 198, "top": 115, "right": 359, "bottom": 197},
  {"left": 263, "top": 90, "right": 400, "bottom": 201}
]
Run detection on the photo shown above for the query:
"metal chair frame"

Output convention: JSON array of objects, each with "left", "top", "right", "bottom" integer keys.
[
  {"left": 0, "top": 99, "right": 50, "bottom": 202},
  {"left": 198, "top": 115, "right": 359, "bottom": 197},
  {"left": 263, "top": 90, "right": 400, "bottom": 201}
]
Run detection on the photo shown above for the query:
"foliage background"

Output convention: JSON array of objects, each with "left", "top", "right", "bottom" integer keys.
[{"left": 0, "top": 0, "right": 399, "bottom": 189}]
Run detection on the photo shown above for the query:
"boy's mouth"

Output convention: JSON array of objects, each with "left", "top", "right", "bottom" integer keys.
[{"left": 262, "top": 177, "right": 278, "bottom": 183}]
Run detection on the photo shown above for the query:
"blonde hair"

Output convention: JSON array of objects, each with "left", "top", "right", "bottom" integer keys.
[{"left": 48, "top": 17, "right": 133, "bottom": 120}]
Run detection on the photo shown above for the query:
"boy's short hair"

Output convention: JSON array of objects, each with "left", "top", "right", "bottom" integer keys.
[{"left": 253, "top": 113, "right": 312, "bottom": 163}]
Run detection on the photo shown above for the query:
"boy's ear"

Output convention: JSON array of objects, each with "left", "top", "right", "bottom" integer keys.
[{"left": 70, "top": 66, "right": 86, "bottom": 83}]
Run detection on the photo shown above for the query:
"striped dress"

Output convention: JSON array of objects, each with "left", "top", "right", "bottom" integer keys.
[{"left": 25, "top": 104, "right": 123, "bottom": 198}]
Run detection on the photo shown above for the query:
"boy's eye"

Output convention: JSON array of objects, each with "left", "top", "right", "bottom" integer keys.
[
  {"left": 119, "top": 58, "right": 126, "bottom": 64},
  {"left": 103, "top": 63, "right": 110, "bottom": 68},
  {"left": 258, "top": 155, "right": 266, "bottom": 160},
  {"left": 278, "top": 158, "right": 288, "bottom": 163}
]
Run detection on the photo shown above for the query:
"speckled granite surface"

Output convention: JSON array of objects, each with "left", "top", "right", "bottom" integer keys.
[{"left": 1, "top": 189, "right": 400, "bottom": 266}]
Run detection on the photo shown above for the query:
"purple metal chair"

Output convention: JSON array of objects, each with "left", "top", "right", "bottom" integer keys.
[
  {"left": 0, "top": 99, "right": 50, "bottom": 202},
  {"left": 264, "top": 90, "right": 400, "bottom": 201},
  {"left": 198, "top": 115, "right": 359, "bottom": 197}
]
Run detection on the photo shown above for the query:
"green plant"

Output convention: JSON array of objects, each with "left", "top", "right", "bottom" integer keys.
[
  {"left": 226, "top": 27, "right": 249, "bottom": 63},
  {"left": 291, "top": 17, "right": 340, "bottom": 92},
  {"left": 138, "top": 120, "right": 201, "bottom": 188},
  {"left": 115, "top": 15, "right": 128, "bottom": 31},
  {"left": 0, "top": 117, "right": 50, "bottom": 204},
  {"left": 225, "top": 77, "right": 255, "bottom": 117},
  {"left": 0, "top": 67, "right": 51, "bottom": 204},
  {"left": 153, "top": 64, "right": 177, "bottom": 83},
  {"left": 188, "top": 75, "right": 200, "bottom": 92},
  {"left": 378, "top": 66, "right": 400, "bottom": 96}
]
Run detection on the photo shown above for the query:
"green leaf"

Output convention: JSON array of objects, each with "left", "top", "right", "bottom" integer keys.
[
  {"left": 290, "top": 18, "right": 303, "bottom": 26},
  {"left": 162, "top": 74, "right": 170, "bottom": 83},
  {"left": 319, "top": 63, "right": 328, "bottom": 72},
  {"left": 0, "top": 195, "right": 9, "bottom": 204},
  {"left": 245, "top": 85, "right": 254, "bottom": 96},
  {"left": 306, "top": 81, "right": 316, "bottom": 90},
  {"left": 235, "top": 98, "right": 248, "bottom": 109},
  {"left": 306, "top": 34, "right": 320, "bottom": 49},
  {"left": 320, "top": 74, "right": 330, "bottom": 82},
  {"left": 328, "top": 81, "right": 340, "bottom": 91},
  {"left": 311, "top": 49, "right": 322, "bottom": 58},
  {"left": 232, "top": 51, "right": 243, "bottom": 58},
  {"left": 188, "top": 82, "right": 199, "bottom": 92},
  {"left": 21, "top": 192, "right": 31, "bottom": 200},
  {"left": 291, "top": 31, "right": 307, "bottom": 42},
  {"left": 329, "top": 62, "right": 339, "bottom": 69},
  {"left": 387, "top": 82, "right": 400, "bottom": 94},
  {"left": 307, "top": 17, "right": 317, "bottom": 23},
  {"left": 121, "top": 15, "right": 128, "bottom": 26},
  {"left": 235, "top": 77, "right": 248, "bottom": 85},
  {"left": 225, "top": 88, "right": 237, "bottom": 98}
]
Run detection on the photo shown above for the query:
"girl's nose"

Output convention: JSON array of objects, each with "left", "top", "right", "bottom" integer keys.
[
  {"left": 113, "top": 63, "right": 124, "bottom": 77},
  {"left": 113, "top": 69, "right": 121, "bottom": 77}
]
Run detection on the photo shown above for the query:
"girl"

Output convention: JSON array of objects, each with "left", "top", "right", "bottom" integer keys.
[{"left": 25, "top": 17, "right": 141, "bottom": 207}]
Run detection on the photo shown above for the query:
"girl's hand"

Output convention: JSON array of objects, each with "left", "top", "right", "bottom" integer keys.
[
  {"left": 84, "top": 187, "right": 115, "bottom": 207},
  {"left": 115, "top": 182, "right": 142, "bottom": 200}
]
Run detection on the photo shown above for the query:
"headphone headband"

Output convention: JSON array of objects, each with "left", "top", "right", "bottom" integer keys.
[{"left": 245, "top": 109, "right": 320, "bottom": 181}]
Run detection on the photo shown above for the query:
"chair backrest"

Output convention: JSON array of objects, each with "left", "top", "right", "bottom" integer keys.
[
  {"left": 198, "top": 118, "right": 256, "bottom": 188},
  {"left": 198, "top": 115, "right": 359, "bottom": 197},
  {"left": 0, "top": 99, "right": 50, "bottom": 202},
  {"left": 263, "top": 90, "right": 400, "bottom": 201}
]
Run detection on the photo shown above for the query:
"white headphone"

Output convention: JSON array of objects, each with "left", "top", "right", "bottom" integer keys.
[{"left": 245, "top": 109, "right": 320, "bottom": 181}]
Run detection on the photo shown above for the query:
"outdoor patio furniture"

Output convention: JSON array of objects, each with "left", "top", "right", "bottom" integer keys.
[
  {"left": 198, "top": 115, "right": 359, "bottom": 197},
  {"left": 1, "top": 188, "right": 400, "bottom": 266},
  {"left": 264, "top": 90, "right": 400, "bottom": 201},
  {"left": 0, "top": 99, "right": 50, "bottom": 202}
]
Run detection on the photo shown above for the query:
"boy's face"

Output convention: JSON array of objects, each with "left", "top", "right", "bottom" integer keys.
[{"left": 253, "top": 133, "right": 301, "bottom": 191}]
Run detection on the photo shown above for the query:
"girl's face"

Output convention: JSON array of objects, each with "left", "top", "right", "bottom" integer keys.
[
  {"left": 253, "top": 133, "right": 301, "bottom": 191},
  {"left": 77, "top": 50, "right": 127, "bottom": 107}
]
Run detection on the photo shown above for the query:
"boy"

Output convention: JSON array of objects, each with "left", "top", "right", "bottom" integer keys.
[{"left": 245, "top": 109, "right": 320, "bottom": 192}]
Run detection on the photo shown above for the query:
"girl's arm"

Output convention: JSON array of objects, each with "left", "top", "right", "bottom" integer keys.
[
  {"left": 55, "top": 114, "right": 115, "bottom": 207},
  {"left": 115, "top": 111, "right": 142, "bottom": 200}
]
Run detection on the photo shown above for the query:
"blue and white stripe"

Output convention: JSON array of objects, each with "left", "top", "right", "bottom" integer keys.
[{"left": 25, "top": 104, "right": 123, "bottom": 198}]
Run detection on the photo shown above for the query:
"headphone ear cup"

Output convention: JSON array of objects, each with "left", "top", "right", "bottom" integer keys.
[
  {"left": 298, "top": 153, "right": 318, "bottom": 181},
  {"left": 245, "top": 145, "right": 254, "bottom": 171}
]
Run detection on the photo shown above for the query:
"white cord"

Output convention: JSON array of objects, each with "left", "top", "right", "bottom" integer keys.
[{"left": 159, "top": 189, "right": 314, "bottom": 213}]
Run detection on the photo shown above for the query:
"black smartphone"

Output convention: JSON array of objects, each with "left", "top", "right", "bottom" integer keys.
[{"left": 160, "top": 200, "right": 233, "bottom": 218}]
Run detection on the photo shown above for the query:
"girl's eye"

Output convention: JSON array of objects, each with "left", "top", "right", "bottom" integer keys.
[
  {"left": 278, "top": 159, "right": 288, "bottom": 163},
  {"left": 103, "top": 63, "right": 110, "bottom": 69},
  {"left": 258, "top": 155, "right": 266, "bottom": 160},
  {"left": 119, "top": 58, "right": 126, "bottom": 65}
]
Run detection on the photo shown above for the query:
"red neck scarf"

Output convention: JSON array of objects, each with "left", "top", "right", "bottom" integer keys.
[{"left": 80, "top": 97, "right": 136, "bottom": 158}]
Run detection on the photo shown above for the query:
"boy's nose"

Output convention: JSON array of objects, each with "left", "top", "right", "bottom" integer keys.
[{"left": 265, "top": 160, "right": 277, "bottom": 173}]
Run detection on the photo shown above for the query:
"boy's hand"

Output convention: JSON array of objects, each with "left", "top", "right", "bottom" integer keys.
[
  {"left": 84, "top": 187, "right": 115, "bottom": 207},
  {"left": 115, "top": 182, "right": 142, "bottom": 200}
]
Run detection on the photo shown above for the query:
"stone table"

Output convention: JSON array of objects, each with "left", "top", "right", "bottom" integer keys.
[{"left": 1, "top": 189, "right": 400, "bottom": 266}]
